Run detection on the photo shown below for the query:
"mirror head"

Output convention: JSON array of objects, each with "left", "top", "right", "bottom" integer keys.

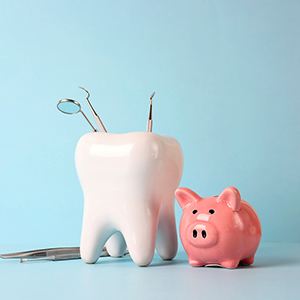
[{"left": 57, "top": 99, "right": 81, "bottom": 114}]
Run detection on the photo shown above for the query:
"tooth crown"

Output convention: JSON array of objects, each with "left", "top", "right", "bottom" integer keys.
[{"left": 75, "top": 132, "right": 183, "bottom": 266}]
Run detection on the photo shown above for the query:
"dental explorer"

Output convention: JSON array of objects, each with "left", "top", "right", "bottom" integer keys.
[
  {"left": 147, "top": 92, "right": 155, "bottom": 132},
  {"left": 79, "top": 86, "right": 107, "bottom": 133}
]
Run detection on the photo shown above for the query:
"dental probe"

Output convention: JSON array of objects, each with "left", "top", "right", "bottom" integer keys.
[
  {"left": 79, "top": 86, "right": 108, "bottom": 133},
  {"left": 147, "top": 91, "right": 155, "bottom": 132}
]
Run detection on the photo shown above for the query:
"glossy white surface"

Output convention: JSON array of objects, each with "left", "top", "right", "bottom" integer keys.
[{"left": 75, "top": 132, "right": 183, "bottom": 266}]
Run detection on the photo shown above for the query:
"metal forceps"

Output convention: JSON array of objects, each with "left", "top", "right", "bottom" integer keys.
[{"left": 0, "top": 247, "right": 114, "bottom": 263}]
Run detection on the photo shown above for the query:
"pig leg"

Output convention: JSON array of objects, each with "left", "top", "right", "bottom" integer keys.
[
  {"left": 240, "top": 256, "right": 255, "bottom": 265},
  {"left": 189, "top": 258, "right": 205, "bottom": 267},
  {"left": 105, "top": 232, "right": 127, "bottom": 257},
  {"left": 156, "top": 202, "right": 178, "bottom": 260},
  {"left": 220, "top": 259, "right": 239, "bottom": 269}
]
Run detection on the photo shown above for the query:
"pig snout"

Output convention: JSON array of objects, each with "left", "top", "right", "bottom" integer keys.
[{"left": 187, "top": 222, "right": 218, "bottom": 248}]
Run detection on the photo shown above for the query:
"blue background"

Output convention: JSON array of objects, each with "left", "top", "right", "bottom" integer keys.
[{"left": 0, "top": 0, "right": 299, "bottom": 249}]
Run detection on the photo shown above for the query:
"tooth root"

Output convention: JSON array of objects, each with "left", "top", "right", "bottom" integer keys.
[
  {"left": 105, "top": 232, "right": 127, "bottom": 257},
  {"left": 121, "top": 206, "right": 159, "bottom": 267},
  {"left": 156, "top": 202, "right": 178, "bottom": 260},
  {"left": 80, "top": 205, "right": 113, "bottom": 264}
]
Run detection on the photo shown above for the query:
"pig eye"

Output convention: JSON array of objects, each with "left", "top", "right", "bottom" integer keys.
[
  {"left": 192, "top": 210, "right": 198, "bottom": 214},
  {"left": 209, "top": 209, "right": 215, "bottom": 214}
]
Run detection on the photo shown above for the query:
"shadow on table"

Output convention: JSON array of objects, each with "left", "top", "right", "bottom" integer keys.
[
  {"left": 97, "top": 255, "right": 300, "bottom": 269},
  {"left": 95, "top": 245, "right": 300, "bottom": 269},
  {"left": 252, "top": 256, "right": 300, "bottom": 268},
  {"left": 96, "top": 256, "right": 188, "bottom": 267}
]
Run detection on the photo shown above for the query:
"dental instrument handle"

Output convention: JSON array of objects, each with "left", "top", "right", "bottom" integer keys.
[
  {"left": 80, "top": 111, "right": 97, "bottom": 132},
  {"left": 85, "top": 99, "right": 107, "bottom": 132},
  {"left": 147, "top": 120, "right": 153, "bottom": 132},
  {"left": 95, "top": 114, "right": 107, "bottom": 133}
]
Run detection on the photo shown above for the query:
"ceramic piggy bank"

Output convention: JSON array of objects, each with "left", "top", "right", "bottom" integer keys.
[{"left": 175, "top": 187, "right": 261, "bottom": 268}]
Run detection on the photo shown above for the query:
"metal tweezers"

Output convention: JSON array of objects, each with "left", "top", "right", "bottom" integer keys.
[{"left": 0, "top": 247, "right": 128, "bottom": 263}]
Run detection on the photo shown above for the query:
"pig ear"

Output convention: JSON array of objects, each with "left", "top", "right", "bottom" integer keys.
[
  {"left": 175, "top": 187, "right": 202, "bottom": 209},
  {"left": 217, "top": 186, "right": 241, "bottom": 211}
]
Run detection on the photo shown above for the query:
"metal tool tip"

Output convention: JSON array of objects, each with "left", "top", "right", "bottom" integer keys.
[
  {"left": 150, "top": 91, "right": 155, "bottom": 100},
  {"left": 79, "top": 86, "right": 88, "bottom": 92},
  {"left": 79, "top": 86, "right": 90, "bottom": 100}
]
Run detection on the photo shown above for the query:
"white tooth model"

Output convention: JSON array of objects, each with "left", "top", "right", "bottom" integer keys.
[{"left": 75, "top": 132, "right": 183, "bottom": 266}]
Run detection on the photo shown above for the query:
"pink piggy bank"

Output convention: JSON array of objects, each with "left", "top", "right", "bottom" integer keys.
[{"left": 175, "top": 186, "right": 261, "bottom": 268}]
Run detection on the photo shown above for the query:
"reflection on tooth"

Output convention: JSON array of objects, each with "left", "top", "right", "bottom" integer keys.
[
  {"left": 76, "top": 132, "right": 183, "bottom": 266},
  {"left": 91, "top": 144, "right": 134, "bottom": 157}
]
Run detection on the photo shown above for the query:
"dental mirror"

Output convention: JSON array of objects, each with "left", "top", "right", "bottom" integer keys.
[{"left": 57, "top": 99, "right": 97, "bottom": 132}]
